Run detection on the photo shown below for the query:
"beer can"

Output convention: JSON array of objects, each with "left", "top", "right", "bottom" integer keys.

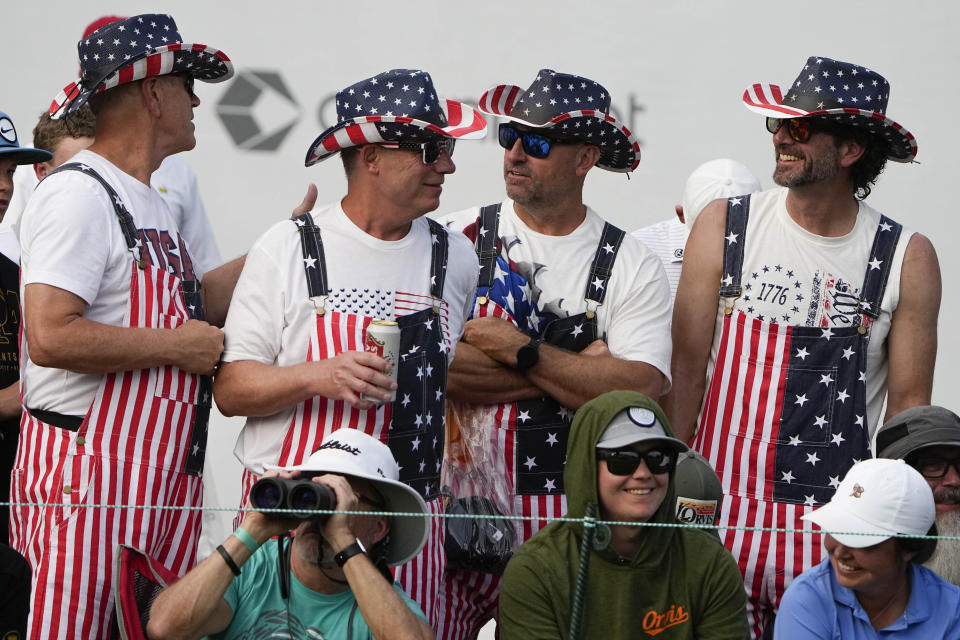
[{"left": 365, "top": 320, "right": 401, "bottom": 401}]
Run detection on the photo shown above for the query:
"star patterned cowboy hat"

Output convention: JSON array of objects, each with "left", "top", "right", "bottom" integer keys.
[
  {"left": 305, "top": 69, "right": 487, "bottom": 167},
  {"left": 477, "top": 68, "right": 640, "bottom": 172},
  {"left": 742, "top": 56, "right": 916, "bottom": 162},
  {"left": 50, "top": 13, "right": 233, "bottom": 119}
]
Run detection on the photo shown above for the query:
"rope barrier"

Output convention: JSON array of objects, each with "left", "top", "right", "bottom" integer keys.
[{"left": 3, "top": 500, "right": 958, "bottom": 541}]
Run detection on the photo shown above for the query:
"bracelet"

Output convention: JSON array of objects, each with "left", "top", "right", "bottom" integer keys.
[
  {"left": 216, "top": 544, "right": 242, "bottom": 576},
  {"left": 233, "top": 526, "right": 260, "bottom": 554}
]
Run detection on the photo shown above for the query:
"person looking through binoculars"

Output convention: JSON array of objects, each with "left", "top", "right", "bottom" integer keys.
[{"left": 147, "top": 430, "right": 434, "bottom": 640}]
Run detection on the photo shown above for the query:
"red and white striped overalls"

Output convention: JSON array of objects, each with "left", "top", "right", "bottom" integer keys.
[
  {"left": 234, "top": 212, "right": 453, "bottom": 625},
  {"left": 694, "top": 195, "right": 902, "bottom": 638},
  {"left": 9, "top": 163, "right": 211, "bottom": 639}
]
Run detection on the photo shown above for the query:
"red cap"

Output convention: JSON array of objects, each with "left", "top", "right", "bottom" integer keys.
[{"left": 82, "top": 15, "right": 127, "bottom": 39}]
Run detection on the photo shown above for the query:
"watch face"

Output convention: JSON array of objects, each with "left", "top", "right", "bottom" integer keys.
[{"left": 517, "top": 339, "right": 540, "bottom": 371}]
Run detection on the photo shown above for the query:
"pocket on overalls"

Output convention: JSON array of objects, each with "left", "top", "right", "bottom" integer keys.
[{"left": 53, "top": 453, "right": 99, "bottom": 531}]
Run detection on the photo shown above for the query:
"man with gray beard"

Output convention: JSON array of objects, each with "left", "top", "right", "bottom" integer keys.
[
  {"left": 148, "top": 429, "right": 433, "bottom": 640},
  {"left": 877, "top": 405, "right": 960, "bottom": 585}
]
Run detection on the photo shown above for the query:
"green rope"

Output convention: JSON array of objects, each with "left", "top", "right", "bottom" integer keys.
[
  {"left": 3, "top": 501, "right": 959, "bottom": 541},
  {"left": 568, "top": 502, "right": 597, "bottom": 640}
]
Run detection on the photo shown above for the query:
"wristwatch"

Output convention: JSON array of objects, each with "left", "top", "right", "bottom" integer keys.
[
  {"left": 515, "top": 337, "right": 542, "bottom": 372},
  {"left": 334, "top": 538, "right": 367, "bottom": 568}
]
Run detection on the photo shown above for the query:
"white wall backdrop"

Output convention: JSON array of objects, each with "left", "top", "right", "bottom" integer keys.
[{"left": 5, "top": 1, "right": 957, "bottom": 562}]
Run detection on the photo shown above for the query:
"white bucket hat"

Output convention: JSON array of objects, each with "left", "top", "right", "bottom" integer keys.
[
  {"left": 273, "top": 429, "right": 429, "bottom": 566},
  {"left": 802, "top": 458, "right": 934, "bottom": 548}
]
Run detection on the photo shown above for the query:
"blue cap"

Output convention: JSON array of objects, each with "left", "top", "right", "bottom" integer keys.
[{"left": 0, "top": 111, "right": 53, "bottom": 164}]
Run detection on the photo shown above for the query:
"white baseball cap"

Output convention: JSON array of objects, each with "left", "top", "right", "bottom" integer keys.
[
  {"left": 272, "top": 429, "right": 429, "bottom": 566},
  {"left": 680, "top": 159, "right": 762, "bottom": 232},
  {"left": 801, "top": 458, "right": 934, "bottom": 548}
]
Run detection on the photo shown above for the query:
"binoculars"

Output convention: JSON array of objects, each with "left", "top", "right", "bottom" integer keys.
[{"left": 250, "top": 477, "right": 337, "bottom": 521}]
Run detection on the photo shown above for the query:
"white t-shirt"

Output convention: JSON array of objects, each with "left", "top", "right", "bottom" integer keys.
[
  {"left": 20, "top": 150, "right": 202, "bottom": 415},
  {"left": 705, "top": 188, "right": 911, "bottom": 436},
  {"left": 7, "top": 154, "right": 221, "bottom": 274},
  {"left": 631, "top": 216, "right": 686, "bottom": 303},
  {"left": 223, "top": 201, "right": 479, "bottom": 473},
  {"left": 441, "top": 199, "right": 672, "bottom": 388}
]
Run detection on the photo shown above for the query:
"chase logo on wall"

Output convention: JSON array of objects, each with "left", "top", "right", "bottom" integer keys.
[{"left": 216, "top": 70, "right": 300, "bottom": 151}]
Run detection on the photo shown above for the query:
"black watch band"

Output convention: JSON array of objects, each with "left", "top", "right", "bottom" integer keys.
[
  {"left": 515, "top": 336, "right": 542, "bottom": 372},
  {"left": 334, "top": 539, "right": 367, "bottom": 568}
]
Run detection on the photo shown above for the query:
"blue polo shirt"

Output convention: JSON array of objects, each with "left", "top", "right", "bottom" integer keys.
[{"left": 774, "top": 558, "right": 960, "bottom": 639}]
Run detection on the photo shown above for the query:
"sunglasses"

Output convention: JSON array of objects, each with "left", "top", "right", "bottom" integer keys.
[
  {"left": 498, "top": 123, "right": 577, "bottom": 159},
  {"left": 765, "top": 117, "right": 817, "bottom": 143},
  {"left": 597, "top": 448, "right": 677, "bottom": 475},
  {"left": 913, "top": 457, "right": 960, "bottom": 479},
  {"left": 381, "top": 138, "right": 455, "bottom": 164}
]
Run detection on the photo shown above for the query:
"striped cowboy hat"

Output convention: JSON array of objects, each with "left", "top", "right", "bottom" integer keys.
[
  {"left": 477, "top": 69, "right": 641, "bottom": 172},
  {"left": 305, "top": 69, "right": 487, "bottom": 167},
  {"left": 50, "top": 13, "right": 233, "bottom": 119},
  {"left": 742, "top": 56, "right": 916, "bottom": 162}
]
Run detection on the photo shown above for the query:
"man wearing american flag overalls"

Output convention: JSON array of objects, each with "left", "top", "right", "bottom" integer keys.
[
  {"left": 665, "top": 56, "right": 941, "bottom": 639},
  {"left": 214, "top": 69, "right": 485, "bottom": 628},
  {"left": 10, "top": 14, "right": 259, "bottom": 639},
  {"left": 438, "top": 69, "right": 673, "bottom": 639}
]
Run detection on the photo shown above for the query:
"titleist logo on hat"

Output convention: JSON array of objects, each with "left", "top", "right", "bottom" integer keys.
[{"left": 317, "top": 439, "right": 361, "bottom": 456}]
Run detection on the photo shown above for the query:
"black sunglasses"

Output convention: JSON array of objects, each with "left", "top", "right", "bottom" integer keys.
[
  {"left": 386, "top": 138, "right": 455, "bottom": 164},
  {"left": 498, "top": 123, "right": 577, "bottom": 159},
  {"left": 913, "top": 456, "right": 960, "bottom": 480},
  {"left": 765, "top": 117, "right": 817, "bottom": 143},
  {"left": 597, "top": 448, "right": 677, "bottom": 475}
]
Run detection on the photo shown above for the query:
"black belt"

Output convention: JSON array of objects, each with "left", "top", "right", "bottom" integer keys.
[{"left": 27, "top": 408, "right": 85, "bottom": 432}]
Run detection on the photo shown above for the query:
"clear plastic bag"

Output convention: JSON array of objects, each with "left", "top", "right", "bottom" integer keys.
[{"left": 442, "top": 401, "right": 517, "bottom": 574}]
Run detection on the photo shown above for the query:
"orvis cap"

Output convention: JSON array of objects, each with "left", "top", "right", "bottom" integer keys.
[
  {"left": 801, "top": 458, "right": 934, "bottom": 548},
  {"left": 674, "top": 450, "right": 723, "bottom": 532},
  {"left": 876, "top": 405, "right": 960, "bottom": 460},
  {"left": 596, "top": 406, "right": 688, "bottom": 452},
  {"left": 0, "top": 111, "right": 53, "bottom": 165},
  {"left": 272, "top": 429, "right": 428, "bottom": 566},
  {"left": 680, "top": 159, "right": 761, "bottom": 232}
]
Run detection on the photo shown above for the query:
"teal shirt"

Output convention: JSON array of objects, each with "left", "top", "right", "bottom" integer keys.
[{"left": 207, "top": 539, "right": 426, "bottom": 640}]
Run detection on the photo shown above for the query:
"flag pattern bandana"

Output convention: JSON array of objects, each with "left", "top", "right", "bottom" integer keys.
[
  {"left": 305, "top": 69, "right": 487, "bottom": 166},
  {"left": 742, "top": 56, "right": 916, "bottom": 162},
  {"left": 477, "top": 68, "right": 641, "bottom": 172},
  {"left": 50, "top": 13, "right": 233, "bottom": 119}
]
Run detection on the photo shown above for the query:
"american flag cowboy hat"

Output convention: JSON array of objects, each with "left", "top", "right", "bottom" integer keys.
[
  {"left": 742, "top": 56, "right": 916, "bottom": 162},
  {"left": 477, "top": 68, "right": 640, "bottom": 173},
  {"left": 305, "top": 69, "right": 487, "bottom": 167},
  {"left": 49, "top": 13, "right": 233, "bottom": 120}
]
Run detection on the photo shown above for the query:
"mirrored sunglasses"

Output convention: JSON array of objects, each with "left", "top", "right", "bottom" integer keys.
[
  {"left": 388, "top": 137, "right": 455, "bottom": 164},
  {"left": 765, "top": 117, "right": 813, "bottom": 143},
  {"left": 596, "top": 448, "right": 677, "bottom": 475},
  {"left": 498, "top": 123, "right": 576, "bottom": 159}
]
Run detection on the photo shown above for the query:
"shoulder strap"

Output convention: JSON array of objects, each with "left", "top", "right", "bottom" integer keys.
[
  {"left": 293, "top": 212, "right": 330, "bottom": 308},
  {"left": 475, "top": 203, "right": 503, "bottom": 292},
  {"left": 427, "top": 218, "right": 449, "bottom": 300},
  {"left": 49, "top": 162, "right": 144, "bottom": 264},
  {"left": 719, "top": 195, "right": 751, "bottom": 298},
  {"left": 857, "top": 215, "right": 903, "bottom": 319},
  {"left": 583, "top": 221, "right": 626, "bottom": 308}
]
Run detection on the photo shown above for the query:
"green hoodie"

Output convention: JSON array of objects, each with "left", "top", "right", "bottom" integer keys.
[{"left": 499, "top": 391, "right": 748, "bottom": 639}]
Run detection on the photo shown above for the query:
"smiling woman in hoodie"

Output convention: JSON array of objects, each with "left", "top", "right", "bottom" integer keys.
[{"left": 498, "top": 390, "right": 748, "bottom": 639}]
